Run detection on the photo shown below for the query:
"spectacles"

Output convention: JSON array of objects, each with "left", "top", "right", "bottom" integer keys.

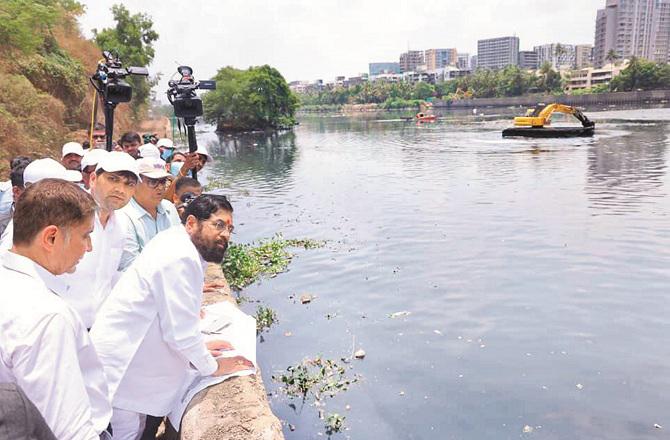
[
  {"left": 143, "top": 177, "right": 169, "bottom": 189},
  {"left": 208, "top": 220, "right": 234, "bottom": 234}
]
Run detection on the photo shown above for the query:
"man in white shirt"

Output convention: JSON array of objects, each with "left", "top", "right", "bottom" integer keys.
[
  {"left": 0, "top": 158, "right": 82, "bottom": 250},
  {"left": 117, "top": 157, "right": 181, "bottom": 271},
  {"left": 91, "top": 194, "right": 253, "bottom": 440},
  {"left": 59, "top": 152, "right": 140, "bottom": 329},
  {"left": 0, "top": 178, "right": 112, "bottom": 440},
  {"left": 61, "top": 141, "right": 85, "bottom": 171}
]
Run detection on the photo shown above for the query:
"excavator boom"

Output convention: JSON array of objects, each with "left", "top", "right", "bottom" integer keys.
[{"left": 512, "top": 104, "right": 592, "bottom": 128}]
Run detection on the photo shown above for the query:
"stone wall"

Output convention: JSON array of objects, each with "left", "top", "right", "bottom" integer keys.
[{"left": 161, "top": 265, "right": 285, "bottom": 440}]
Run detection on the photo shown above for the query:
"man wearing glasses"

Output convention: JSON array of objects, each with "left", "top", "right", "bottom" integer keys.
[{"left": 117, "top": 157, "right": 181, "bottom": 271}]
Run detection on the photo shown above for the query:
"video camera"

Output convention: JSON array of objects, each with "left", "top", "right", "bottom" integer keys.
[
  {"left": 167, "top": 66, "right": 216, "bottom": 120},
  {"left": 91, "top": 51, "right": 149, "bottom": 104}
]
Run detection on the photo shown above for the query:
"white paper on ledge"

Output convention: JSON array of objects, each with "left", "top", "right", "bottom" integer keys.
[{"left": 168, "top": 301, "right": 257, "bottom": 429}]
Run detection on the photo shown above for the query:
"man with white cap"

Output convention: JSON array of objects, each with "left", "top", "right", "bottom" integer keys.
[
  {"left": 61, "top": 141, "right": 85, "bottom": 171},
  {"left": 59, "top": 152, "right": 140, "bottom": 329},
  {"left": 117, "top": 157, "right": 181, "bottom": 271},
  {"left": 0, "top": 159, "right": 82, "bottom": 250},
  {"left": 138, "top": 143, "right": 161, "bottom": 159},
  {"left": 80, "top": 149, "right": 108, "bottom": 190},
  {"left": 156, "top": 138, "right": 174, "bottom": 161}
]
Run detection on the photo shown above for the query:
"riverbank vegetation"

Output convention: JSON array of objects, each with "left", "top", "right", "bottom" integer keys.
[
  {"left": 298, "top": 58, "right": 670, "bottom": 111},
  {"left": 0, "top": 1, "right": 156, "bottom": 175},
  {"left": 203, "top": 65, "right": 299, "bottom": 132}
]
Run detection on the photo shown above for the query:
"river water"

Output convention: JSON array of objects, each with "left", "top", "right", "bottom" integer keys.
[{"left": 200, "top": 108, "right": 670, "bottom": 439}]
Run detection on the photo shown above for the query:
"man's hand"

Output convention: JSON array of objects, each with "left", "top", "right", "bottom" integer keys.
[
  {"left": 207, "top": 340, "right": 234, "bottom": 357},
  {"left": 180, "top": 153, "right": 200, "bottom": 175},
  {"left": 212, "top": 356, "right": 254, "bottom": 377}
]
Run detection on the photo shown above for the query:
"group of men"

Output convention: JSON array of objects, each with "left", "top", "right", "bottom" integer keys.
[{"left": 0, "top": 131, "right": 254, "bottom": 439}]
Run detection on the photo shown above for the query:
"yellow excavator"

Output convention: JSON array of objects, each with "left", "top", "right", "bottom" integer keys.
[{"left": 503, "top": 103, "right": 595, "bottom": 138}]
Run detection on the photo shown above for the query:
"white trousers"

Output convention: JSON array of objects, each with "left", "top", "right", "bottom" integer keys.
[{"left": 110, "top": 408, "right": 146, "bottom": 440}]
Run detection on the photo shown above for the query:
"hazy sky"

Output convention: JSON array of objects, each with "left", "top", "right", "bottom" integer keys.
[{"left": 78, "top": 0, "right": 604, "bottom": 89}]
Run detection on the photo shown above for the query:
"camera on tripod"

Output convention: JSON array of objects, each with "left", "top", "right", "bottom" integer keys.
[
  {"left": 167, "top": 66, "right": 216, "bottom": 120},
  {"left": 92, "top": 51, "right": 149, "bottom": 104}
]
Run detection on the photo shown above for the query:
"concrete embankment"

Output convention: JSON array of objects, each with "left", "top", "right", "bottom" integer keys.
[
  {"left": 434, "top": 89, "right": 670, "bottom": 109},
  {"left": 162, "top": 265, "right": 285, "bottom": 440}
]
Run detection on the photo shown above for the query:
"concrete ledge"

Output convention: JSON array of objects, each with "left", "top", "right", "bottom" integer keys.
[{"left": 162, "top": 265, "right": 284, "bottom": 440}]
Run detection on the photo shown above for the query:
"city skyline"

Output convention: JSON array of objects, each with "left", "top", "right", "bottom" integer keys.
[{"left": 77, "top": 0, "right": 605, "bottom": 86}]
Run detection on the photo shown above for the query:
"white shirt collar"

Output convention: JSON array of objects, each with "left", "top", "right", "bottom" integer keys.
[{"left": 1, "top": 250, "right": 69, "bottom": 296}]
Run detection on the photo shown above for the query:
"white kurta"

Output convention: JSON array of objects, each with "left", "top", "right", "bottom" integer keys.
[
  {"left": 0, "top": 251, "right": 112, "bottom": 440},
  {"left": 90, "top": 226, "right": 218, "bottom": 416},
  {"left": 59, "top": 211, "right": 125, "bottom": 328}
]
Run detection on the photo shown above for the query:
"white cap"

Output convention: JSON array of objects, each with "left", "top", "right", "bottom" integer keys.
[
  {"left": 137, "top": 157, "right": 171, "bottom": 179},
  {"left": 156, "top": 138, "right": 174, "bottom": 149},
  {"left": 96, "top": 151, "right": 140, "bottom": 179},
  {"left": 139, "top": 143, "right": 161, "bottom": 159},
  {"left": 195, "top": 144, "right": 211, "bottom": 162},
  {"left": 23, "top": 158, "right": 82, "bottom": 185},
  {"left": 81, "top": 149, "right": 108, "bottom": 169},
  {"left": 61, "top": 142, "right": 84, "bottom": 158}
]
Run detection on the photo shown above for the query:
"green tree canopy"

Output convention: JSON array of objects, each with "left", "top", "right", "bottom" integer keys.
[
  {"left": 0, "top": 0, "right": 82, "bottom": 54},
  {"left": 609, "top": 57, "right": 670, "bottom": 91},
  {"left": 93, "top": 4, "right": 158, "bottom": 119},
  {"left": 203, "top": 65, "right": 298, "bottom": 132}
]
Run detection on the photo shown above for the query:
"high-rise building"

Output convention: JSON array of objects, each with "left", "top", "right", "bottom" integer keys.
[
  {"left": 369, "top": 62, "right": 401, "bottom": 76},
  {"left": 575, "top": 44, "right": 594, "bottom": 68},
  {"left": 534, "top": 43, "right": 576, "bottom": 69},
  {"left": 477, "top": 36, "right": 520, "bottom": 69},
  {"left": 457, "top": 53, "right": 470, "bottom": 70},
  {"left": 593, "top": 0, "right": 670, "bottom": 68},
  {"left": 471, "top": 55, "right": 478, "bottom": 70},
  {"left": 518, "top": 51, "right": 539, "bottom": 69},
  {"left": 399, "top": 50, "right": 425, "bottom": 73},
  {"left": 425, "top": 48, "right": 458, "bottom": 70}
]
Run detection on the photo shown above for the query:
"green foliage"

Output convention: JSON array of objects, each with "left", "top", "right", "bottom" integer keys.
[
  {"left": 609, "top": 57, "right": 670, "bottom": 92},
  {"left": 255, "top": 305, "right": 277, "bottom": 333},
  {"left": 203, "top": 65, "right": 299, "bottom": 132},
  {"left": 18, "top": 45, "right": 87, "bottom": 110},
  {"left": 0, "top": 0, "right": 82, "bottom": 54},
  {"left": 298, "top": 65, "right": 566, "bottom": 107},
  {"left": 221, "top": 236, "right": 324, "bottom": 290},
  {"left": 325, "top": 413, "right": 346, "bottom": 435},
  {"left": 272, "top": 357, "right": 359, "bottom": 401},
  {"left": 93, "top": 4, "right": 158, "bottom": 119}
]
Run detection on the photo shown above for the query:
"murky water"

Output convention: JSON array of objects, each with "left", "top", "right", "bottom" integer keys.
[{"left": 200, "top": 108, "right": 670, "bottom": 439}]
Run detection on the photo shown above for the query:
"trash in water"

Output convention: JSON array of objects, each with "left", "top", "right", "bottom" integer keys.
[
  {"left": 522, "top": 425, "right": 533, "bottom": 433},
  {"left": 389, "top": 311, "right": 411, "bottom": 318},
  {"left": 300, "top": 294, "right": 314, "bottom": 304},
  {"left": 354, "top": 349, "right": 366, "bottom": 359}
]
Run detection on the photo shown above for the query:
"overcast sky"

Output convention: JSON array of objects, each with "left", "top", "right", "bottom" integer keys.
[{"left": 78, "top": 0, "right": 604, "bottom": 90}]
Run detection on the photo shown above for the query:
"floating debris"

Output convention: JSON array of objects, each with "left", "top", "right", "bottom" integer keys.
[
  {"left": 300, "top": 294, "right": 314, "bottom": 304},
  {"left": 654, "top": 423, "right": 663, "bottom": 429},
  {"left": 289, "top": 423, "right": 296, "bottom": 431},
  {"left": 576, "top": 383, "right": 584, "bottom": 390},
  {"left": 389, "top": 311, "right": 411, "bottom": 319},
  {"left": 284, "top": 331, "right": 293, "bottom": 337},
  {"left": 354, "top": 349, "right": 366, "bottom": 359},
  {"left": 433, "top": 330, "right": 443, "bottom": 335},
  {"left": 522, "top": 425, "right": 534, "bottom": 433},
  {"left": 399, "top": 391, "right": 405, "bottom": 396}
]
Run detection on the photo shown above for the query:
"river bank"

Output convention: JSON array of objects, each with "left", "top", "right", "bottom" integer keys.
[
  {"left": 297, "top": 89, "right": 670, "bottom": 116},
  {"left": 163, "top": 264, "right": 284, "bottom": 440}
]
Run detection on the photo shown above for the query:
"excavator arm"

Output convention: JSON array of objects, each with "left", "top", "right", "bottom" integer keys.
[{"left": 513, "top": 104, "right": 593, "bottom": 128}]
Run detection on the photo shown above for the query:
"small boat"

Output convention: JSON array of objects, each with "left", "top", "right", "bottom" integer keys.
[
  {"left": 415, "top": 112, "right": 436, "bottom": 122},
  {"left": 502, "top": 103, "right": 595, "bottom": 138}
]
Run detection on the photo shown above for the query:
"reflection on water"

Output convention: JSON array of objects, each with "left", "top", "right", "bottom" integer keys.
[
  {"left": 586, "top": 125, "right": 667, "bottom": 215},
  {"left": 204, "top": 108, "right": 670, "bottom": 440}
]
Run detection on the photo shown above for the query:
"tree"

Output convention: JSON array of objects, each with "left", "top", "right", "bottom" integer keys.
[
  {"left": 93, "top": 4, "right": 159, "bottom": 119},
  {"left": 203, "top": 65, "right": 298, "bottom": 132},
  {"left": 609, "top": 57, "right": 670, "bottom": 91},
  {"left": 605, "top": 49, "right": 620, "bottom": 79},
  {"left": 0, "top": 0, "right": 83, "bottom": 54},
  {"left": 554, "top": 43, "right": 567, "bottom": 69}
]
